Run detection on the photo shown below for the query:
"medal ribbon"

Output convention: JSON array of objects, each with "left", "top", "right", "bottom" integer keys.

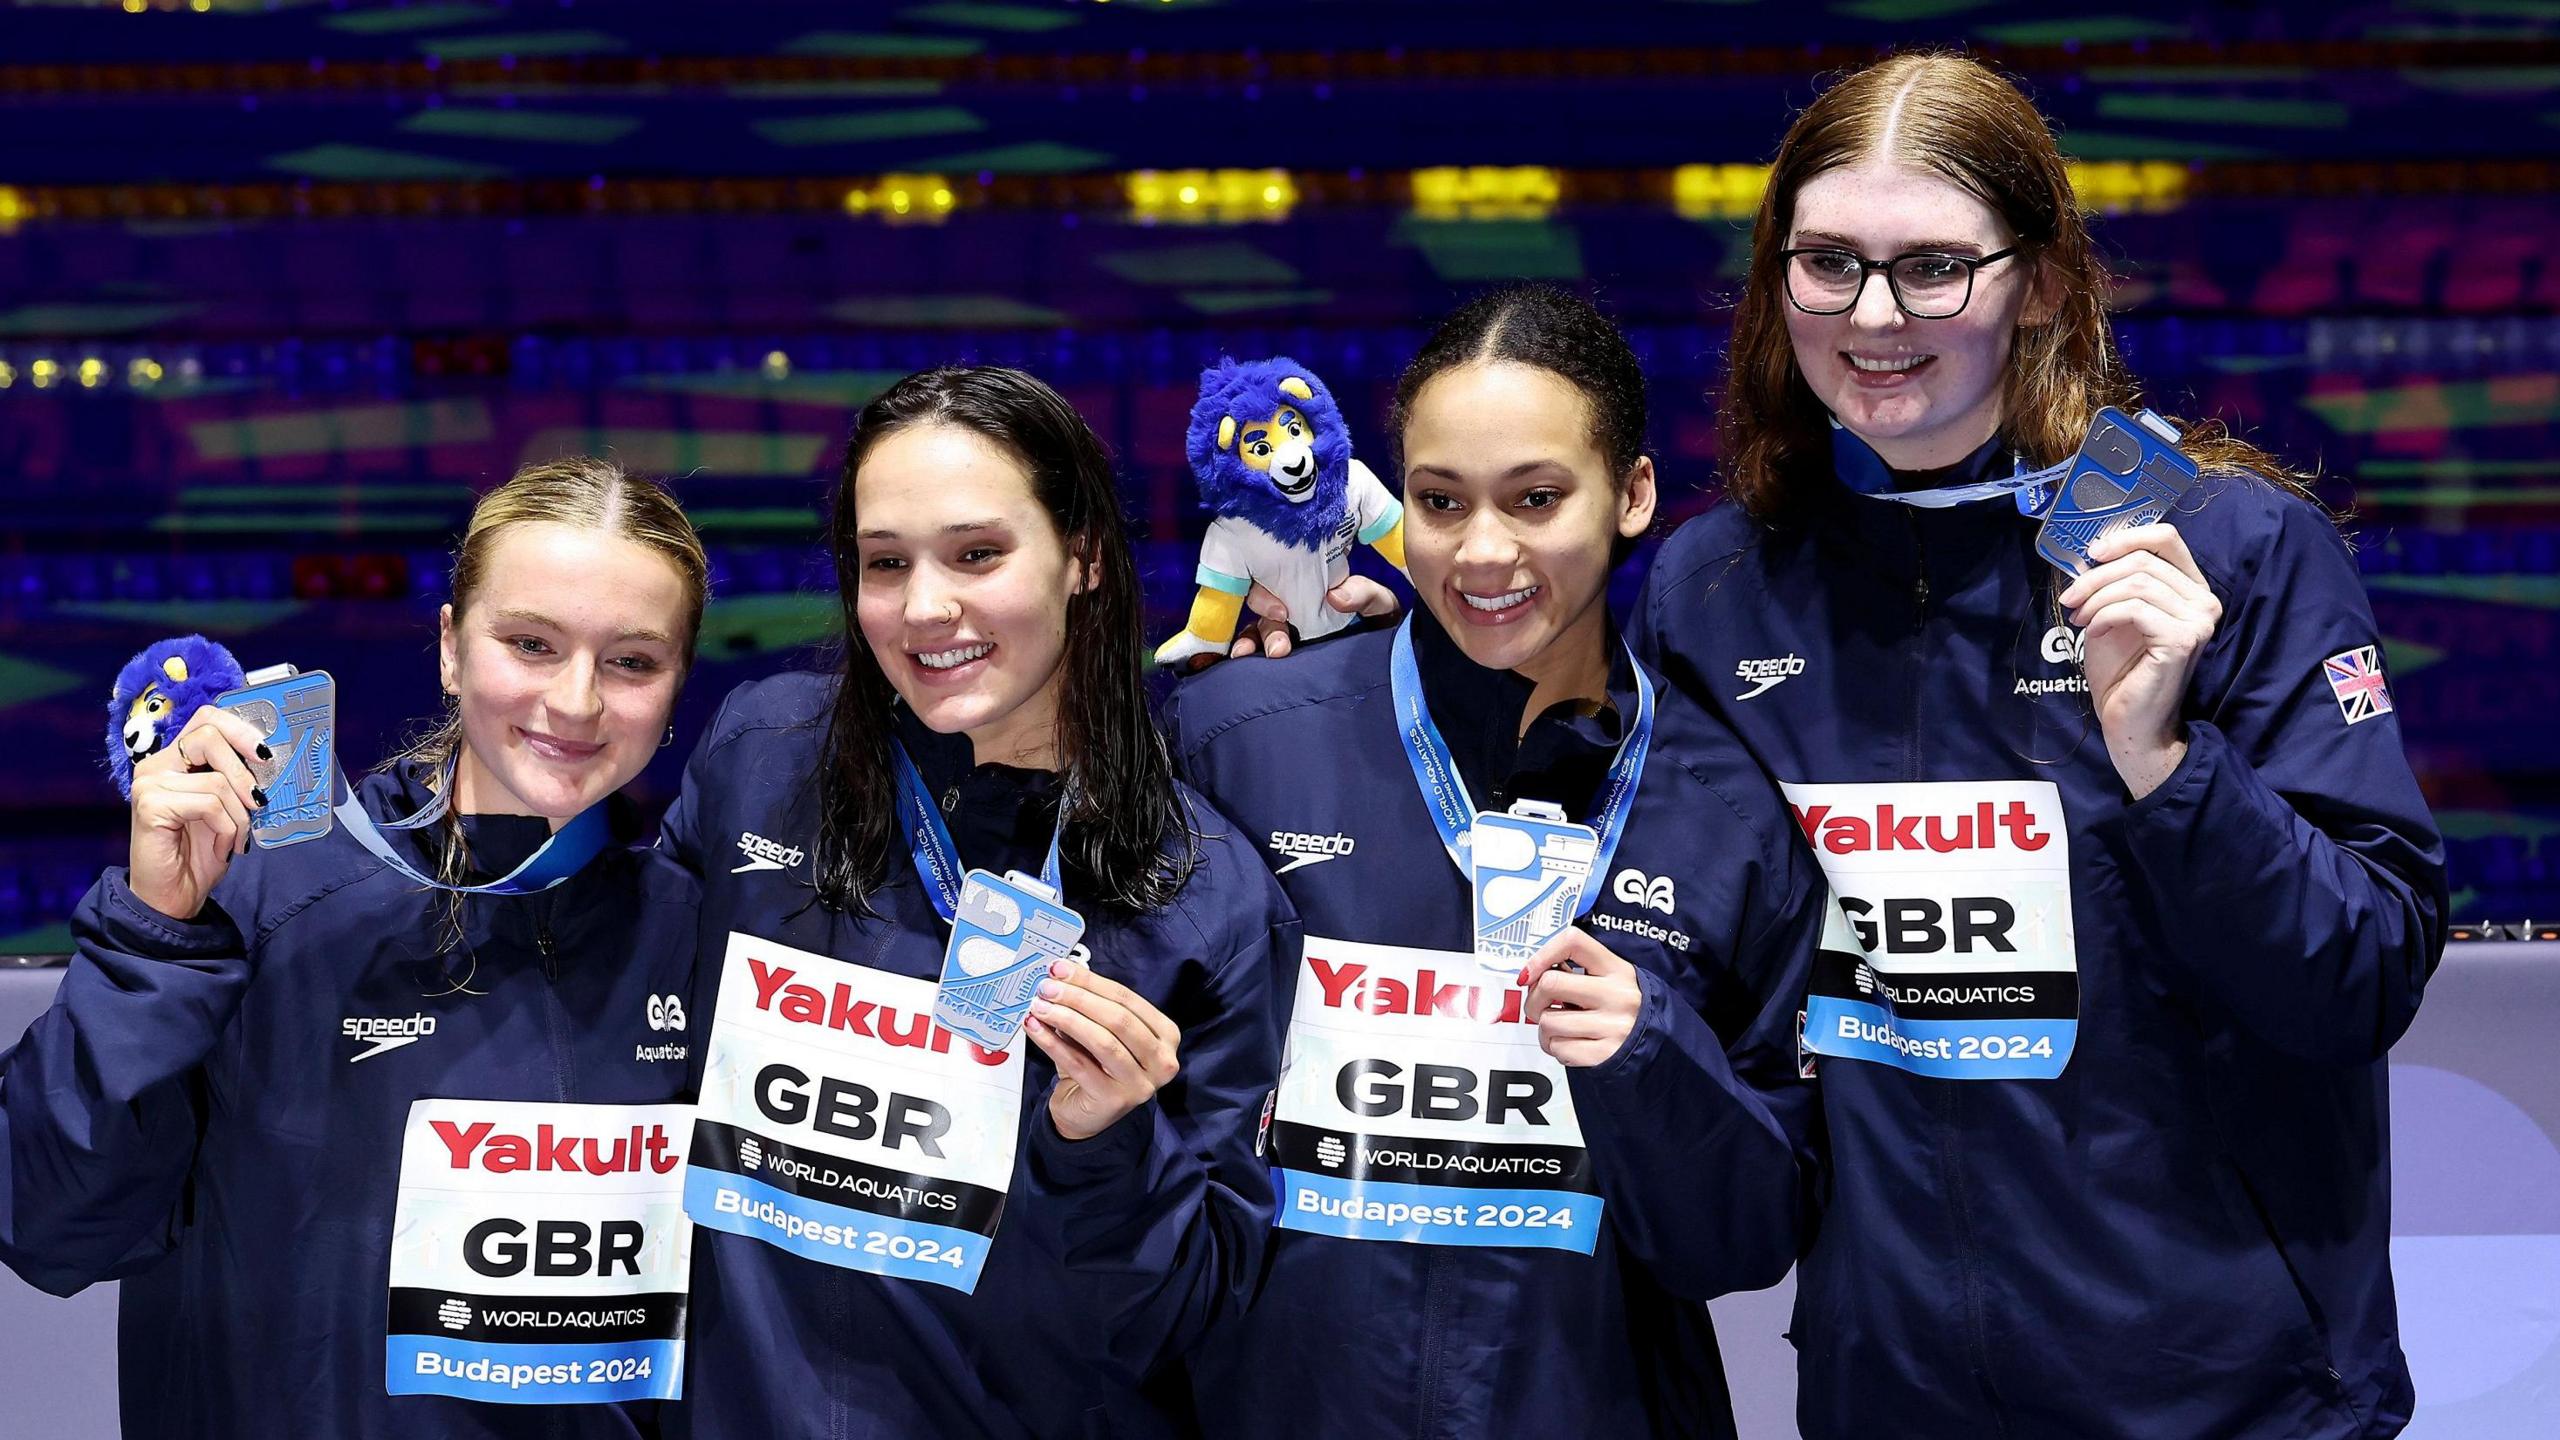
[{"left": 1387, "top": 617, "right": 1654, "bottom": 920}]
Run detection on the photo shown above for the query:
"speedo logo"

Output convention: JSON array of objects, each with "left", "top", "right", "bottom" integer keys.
[
  {"left": 1269, "top": 829, "right": 1355, "bottom": 875},
  {"left": 733, "top": 831, "right": 804, "bottom": 874},
  {"left": 344, "top": 1013, "right": 437, "bottom": 1063},
  {"left": 1733, "top": 653, "right": 1805, "bottom": 701}
]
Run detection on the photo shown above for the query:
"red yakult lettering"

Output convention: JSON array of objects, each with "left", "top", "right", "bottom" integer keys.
[
  {"left": 1790, "top": 799, "right": 2050, "bottom": 856},
  {"left": 430, "top": 1119, "right": 681, "bottom": 1175},
  {"left": 745, "top": 957, "right": 1009, "bottom": 1066},
  {"left": 1307, "top": 957, "right": 1528, "bottom": 1026}
]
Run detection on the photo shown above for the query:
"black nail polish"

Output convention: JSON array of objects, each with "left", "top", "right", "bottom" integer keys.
[
  {"left": 252, "top": 787, "right": 269, "bottom": 807},
  {"left": 256, "top": 743, "right": 272, "bottom": 761}
]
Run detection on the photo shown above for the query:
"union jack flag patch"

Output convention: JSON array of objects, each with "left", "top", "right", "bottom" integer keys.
[{"left": 2323, "top": 646, "right": 2394, "bottom": 725}]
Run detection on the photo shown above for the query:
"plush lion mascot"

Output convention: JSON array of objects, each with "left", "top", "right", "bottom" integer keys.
[
  {"left": 106, "top": 635, "right": 245, "bottom": 798},
  {"left": 1154, "top": 356, "right": 1407, "bottom": 668}
]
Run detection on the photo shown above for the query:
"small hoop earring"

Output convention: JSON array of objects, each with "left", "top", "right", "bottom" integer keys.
[{"left": 659, "top": 725, "right": 675, "bottom": 750}]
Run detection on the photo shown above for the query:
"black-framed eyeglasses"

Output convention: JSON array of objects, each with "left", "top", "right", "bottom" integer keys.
[{"left": 1777, "top": 246, "right": 2020, "bottom": 319}]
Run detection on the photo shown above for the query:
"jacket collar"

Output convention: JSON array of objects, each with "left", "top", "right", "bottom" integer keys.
[
  {"left": 891, "top": 705, "right": 1067, "bottom": 883},
  {"left": 1407, "top": 603, "right": 1637, "bottom": 819}
]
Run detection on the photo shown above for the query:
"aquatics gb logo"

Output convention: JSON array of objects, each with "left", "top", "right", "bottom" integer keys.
[{"left": 1611, "top": 868, "right": 1676, "bottom": 914}]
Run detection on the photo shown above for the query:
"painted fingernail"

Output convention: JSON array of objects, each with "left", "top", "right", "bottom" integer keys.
[
  {"left": 251, "top": 786, "right": 269, "bottom": 807},
  {"left": 1038, "top": 980, "right": 1063, "bottom": 999},
  {"left": 1050, "top": 960, "right": 1074, "bottom": 978},
  {"left": 256, "top": 744, "right": 272, "bottom": 761}
]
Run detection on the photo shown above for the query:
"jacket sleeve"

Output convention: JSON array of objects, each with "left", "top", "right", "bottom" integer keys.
[
  {"left": 1016, "top": 887, "right": 1297, "bottom": 1377},
  {"left": 1569, "top": 797, "right": 1823, "bottom": 1299},
  {"left": 655, "top": 683, "right": 752, "bottom": 879},
  {"left": 0, "top": 870, "right": 248, "bottom": 1295},
  {"left": 2115, "top": 485, "right": 2447, "bottom": 1065}
]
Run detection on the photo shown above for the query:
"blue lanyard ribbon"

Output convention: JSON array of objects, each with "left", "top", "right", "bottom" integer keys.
[
  {"left": 1829, "top": 419, "right": 2067, "bottom": 515},
  {"left": 1387, "top": 618, "right": 1654, "bottom": 920},
  {"left": 890, "top": 740, "right": 1067, "bottom": 925},
  {"left": 332, "top": 762, "right": 611, "bottom": 895}
]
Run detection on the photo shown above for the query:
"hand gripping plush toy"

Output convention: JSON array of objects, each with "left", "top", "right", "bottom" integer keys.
[
  {"left": 1154, "top": 357, "right": 1407, "bottom": 668},
  {"left": 106, "top": 635, "right": 246, "bottom": 799}
]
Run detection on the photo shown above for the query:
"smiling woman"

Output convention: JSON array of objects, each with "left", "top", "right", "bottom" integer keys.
[
  {"left": 650, "top": 364, "right": 1299, "bottom": 1440},
  {"left": 1636, "top": 50, "right": 2450, "bottom": 1440},
  {"left": 0, "top": 455, "right": 714, "bottom": 1440}
]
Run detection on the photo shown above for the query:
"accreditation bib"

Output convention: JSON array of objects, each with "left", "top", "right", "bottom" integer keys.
[
  {"left": 684, "top": 932, "right": 1025, "bottom": 1293},
  {"left": 1784, "top": 780, "right": 2078, "bottom": 1080},
  {"left": 1268, "top": 935, "right": 1600, "bottom": 1253},
  {"left": 386, "top": 1099, "right": 694, "bottom": 1404}
]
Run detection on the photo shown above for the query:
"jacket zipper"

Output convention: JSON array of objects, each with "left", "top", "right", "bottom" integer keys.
[
  {"left": 1415, "top": 1250, "right": 1450, "bottom": 1438},
  {"left": 530, "top": 891, "right": 574, "bottom": 1103},
  {"left": 1905, "top": 512, "right": 1929, "bottom": 785},
  {"left": 1907, "top": 512, "right": 2009, "bottom": 1433}
]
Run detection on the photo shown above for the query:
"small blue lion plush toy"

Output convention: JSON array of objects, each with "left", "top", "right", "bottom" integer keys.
[
  {"left": 107, "top": 635, "right": 245, "bottom": 799},
  {"left": 1154, "top": 357, "right": 1408, "bottom": 668}
]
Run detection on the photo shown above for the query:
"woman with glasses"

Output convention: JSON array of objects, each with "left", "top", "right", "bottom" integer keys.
[{"left": 1634, "top": 53, "right": 2446, "bottom": 1439}]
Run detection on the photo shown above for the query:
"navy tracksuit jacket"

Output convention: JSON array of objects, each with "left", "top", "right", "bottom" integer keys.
[
  {"left": 1164, "top": 608, "right": 1825, "bottom": 1440},
  {"left": 0, "top": 762, "right": 700, "bottom": 1438},
  {"left": 654, "top": 673, "right": 1297, "bottom": 1440},
  {"left": 1633, "top": 432, "right": 2448, "bottom": 1439}
]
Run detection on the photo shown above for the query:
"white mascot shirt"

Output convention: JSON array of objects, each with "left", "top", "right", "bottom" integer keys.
[{"left": 1195, "top": 460, "right": 1402, "bottom": 643}]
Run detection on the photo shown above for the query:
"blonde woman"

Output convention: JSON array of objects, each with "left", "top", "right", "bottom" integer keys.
[{"left": 1, "top": 459, "right": 711, "bottom": 1438}]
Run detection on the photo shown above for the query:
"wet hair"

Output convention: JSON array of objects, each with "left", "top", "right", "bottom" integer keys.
[
  {"left": 1721, "top": 50, "right": 2309, "bottom": 518},
  {"left": 395, "top": 455, "right": 708, "bottom": 947},
  {"left": 813, "top": 365, "right": 1192, "bottom": 916},
  {"left": 1390, "top": 284, "right": 1651, "bottom": 562}
]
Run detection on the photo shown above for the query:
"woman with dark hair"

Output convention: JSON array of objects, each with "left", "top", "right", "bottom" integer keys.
[
  {"left": 656, "top": 365, "right": 1294, "bottom": 1439},
  {"left": 2, "top": 458, "right": 711, "bottom": 1437},
  {"left": 1167, "top": 285, "right": 1827, "bottom": 1440},
  {"left": 1636, "top": 52, "right": 2446, "bottom": 1439}
]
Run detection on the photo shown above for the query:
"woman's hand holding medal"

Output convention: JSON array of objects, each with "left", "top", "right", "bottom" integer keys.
[
  {"left": 1028, "top": 959, "right": 1184, "bottom": 1141},
  {"left": 1517, "top": 929, "right": 1644, "bottom": 1068},
  {"left": 2060, "top": 522, "right": 2223, "bottom": 801},
  {"left": 128, "top": 705, "right": 273, "bottom": 921}
]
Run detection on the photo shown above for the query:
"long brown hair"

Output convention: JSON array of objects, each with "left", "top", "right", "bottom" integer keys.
[
  {"left": 398, "top": 456, "right": 709, "bottom": 921},
  {"left": 1721, "top": 50, "right": 2308, "bottom": 518},
  {"left": 814, "top": 366, "right": 1193, "bottom": 917}
]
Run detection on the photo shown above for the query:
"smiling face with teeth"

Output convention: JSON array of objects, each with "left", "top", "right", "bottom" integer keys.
[
  {"left": 851, "top": 424, "right": 1091, "bottom": 768},
  {"left": 1785, "top": 158, "right": 2053, "bottom": 472},
  {"left": 1401, "top": 360, "right": 1655, "bottom": 711}
]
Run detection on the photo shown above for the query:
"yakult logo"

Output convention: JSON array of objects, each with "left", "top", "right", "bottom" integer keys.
[
  {"left": 1733, "top": 653, "right": 1805, "bottom": 701},
  {"left": 429, "top": 1119, "right": 682, "bottom": 1176},
  {"left": 1792, "top": 799, "right": 2053, "bottom": 855},
  {"left": 1611, "top": 868, "right": 1676, "bottom": 914},
  {"left": 1308, "top": 957, "right": 1530, "bottom": 1026},
  {"left": 746, "top": 958, "right": 1010, "bottom": 1066}
]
